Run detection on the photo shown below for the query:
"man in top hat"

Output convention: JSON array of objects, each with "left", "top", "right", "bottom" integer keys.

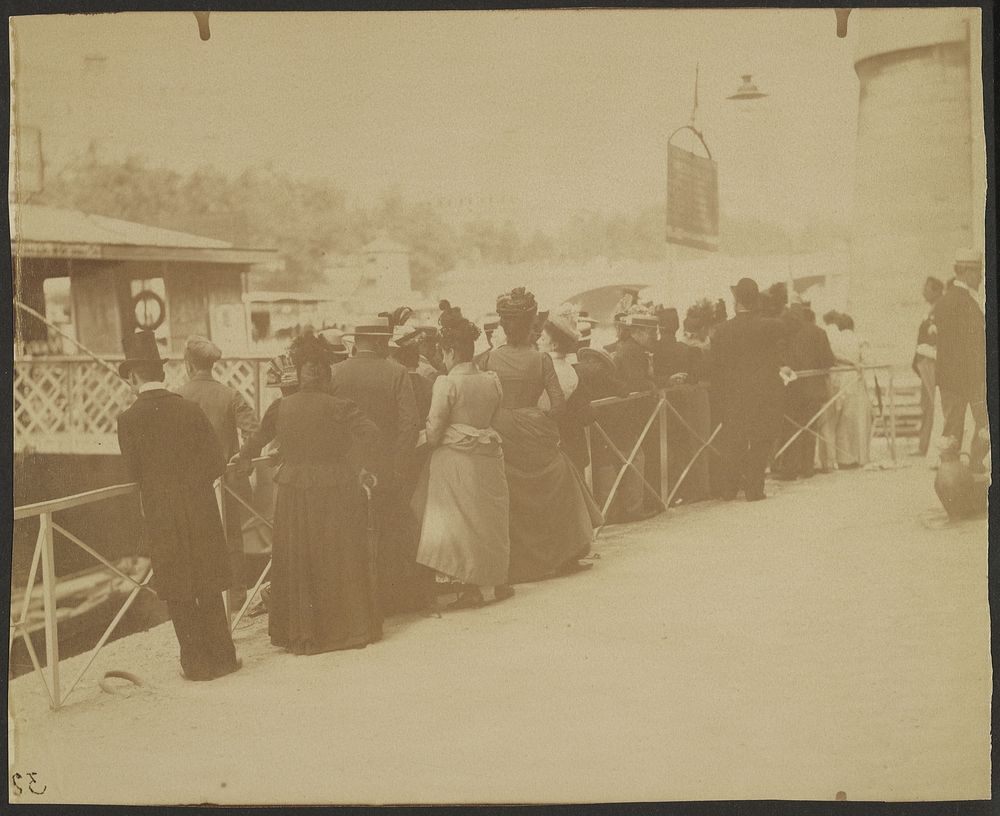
[
  {"left": 176, "top": 335, "right": 260, "bottom": 610},
  {"left": 710, "top": 277, "right": 792, "bottom": 501},
  {"left": 116, "top": 330, "right": 239, "bottom": 681},
  {"left": 933, "top": 249, "right": 989, "bottom": 472},
  {"left": 329, "top": 315, "right": 426, "bottom": 612}
]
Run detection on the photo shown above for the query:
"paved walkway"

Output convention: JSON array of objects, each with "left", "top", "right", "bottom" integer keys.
[{"left": 7, "top": 461, "right": 991, "bottom": 805}]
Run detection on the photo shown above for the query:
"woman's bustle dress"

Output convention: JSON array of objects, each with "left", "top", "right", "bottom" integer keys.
[
  {"left": 238, "top": 384, "right": 382, "bottom": 655},
  {"left": 480, "top": 345, "right": 603, "bottom": 583},
  {"left": 411, "top": 363, "right": 510, "bottom": 587}
]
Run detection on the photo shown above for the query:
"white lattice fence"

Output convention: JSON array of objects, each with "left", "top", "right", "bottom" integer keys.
[{"left": 14, "top": 357, "right": 272, "bottom": 455}]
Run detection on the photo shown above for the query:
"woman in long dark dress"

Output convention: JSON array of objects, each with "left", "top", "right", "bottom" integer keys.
[
  {"left": 478, "top": 287, "right": 603, "bottom": 583},
  {"left": 237, "top": 334, "right": 382, "bottom": 655}
]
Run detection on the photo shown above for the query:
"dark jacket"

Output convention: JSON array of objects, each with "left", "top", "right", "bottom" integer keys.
[
  {"left": 652, "top": 336, "right": 691, "bottom": 383},
  {"left": 237, "top": 385, "right": 380, "bottom": 484},
  {"left": 328, "top": 351, "right": 419, "bottom": 485},
  {"left": 933, "top": 284, "right": 985, "bottom": 396},
  {"left": 175, "top": 371, "right": 259, "bottom": 460},
  {"left": 116, "top": 389, "right": 229, "bottom": 601},
  {"left": 912, "top": 306, "right": 938, "bottom": 374},
  {"left": 788, "top": 321, "right": 836, "bottom": 402},
  {"left": 612, "top": 337, "right": 656, "bottom": 393},
  {"left": 408, "top": 370, "right": 434, "bottom": 426},
  {"left": 710, "top": 311, "right": 789, "bottom": 434}
]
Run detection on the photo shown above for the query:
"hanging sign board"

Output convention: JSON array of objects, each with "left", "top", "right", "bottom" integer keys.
[{"left": 666, "top": 128, "right": 719, "bottom": 252}]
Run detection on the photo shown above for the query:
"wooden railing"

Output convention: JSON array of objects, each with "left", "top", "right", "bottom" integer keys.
[
  {"left": 11, "top": 364, "right": 901, "bottom": 710},
  {"left": 13, "top": 355, "right": 278, "bottom": 455}
]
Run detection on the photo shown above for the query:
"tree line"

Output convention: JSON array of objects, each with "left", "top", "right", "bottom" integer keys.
[{"left": 34, "top": 154, "right": 849, "bottom": 292}]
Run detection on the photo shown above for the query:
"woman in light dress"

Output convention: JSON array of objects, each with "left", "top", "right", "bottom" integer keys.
[
  {"left": 412, "top": 306, "right": 513, "bottom": 609},
  {"left": 830, "top": 313, "right": 873, "bottom": 468}
]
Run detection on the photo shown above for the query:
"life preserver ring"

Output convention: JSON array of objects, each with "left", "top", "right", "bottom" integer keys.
[
  {"left": 99, "top": 670, "right": 144, "bottom": 694},
  {"left": 131, "top": 290, "right": 166, "bottom": 331}
]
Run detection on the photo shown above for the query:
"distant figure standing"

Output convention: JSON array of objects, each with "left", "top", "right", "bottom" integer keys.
[
  {"left": 933, "top": 249, "right": 988, "bottom": 472},
  {"left": 116, "top": 331, "right": 238, "bottom": 681},
  {"left": 710, "top": 278, "right": 791, "bottom": 501},
  {"left": 775, "top": 307, "right": 836, "bottom": 480},
  {"left": 830, "top": 313, "right": 872, "bottom": 469},
  {"left": 912, "top": 277, "right": 944, "bottom": 457},
  {"left": 176, "top": 336, "right": 259, "bottom": 610}
]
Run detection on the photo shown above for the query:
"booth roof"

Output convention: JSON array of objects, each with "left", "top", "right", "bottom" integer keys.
[{"left": 11, "top": 204, "right": 236, "bottom": 249}]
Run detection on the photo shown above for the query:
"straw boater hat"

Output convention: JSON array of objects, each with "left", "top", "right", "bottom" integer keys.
[
  {"left": 614, "top": 308, "right": 659, "bottom": 330},
  {"left": 342, "top": 315, "right": 394, "bottom": 339},
  {"left": 118, "top": 330, "right": 163, "bottom": 379},
  {"left": 316, "top": 328, "right": 349, "bottom": 362},
  {"left": 545, "top": 304, "right": 581, "bottom": 345}
]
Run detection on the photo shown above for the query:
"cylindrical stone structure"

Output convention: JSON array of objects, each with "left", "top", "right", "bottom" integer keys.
[{"left": 848, "top": 8, "right": 984, "bottom": 362}]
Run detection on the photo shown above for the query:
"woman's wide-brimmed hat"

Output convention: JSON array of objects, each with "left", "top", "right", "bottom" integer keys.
[
  {"left": 118, "top": 330, "right": 164, "bottom": 379},
  {"left": 545, "top": 312, "right": 580, "bottom": 344},
  {"left": 578, "top": 346, "right": 618, "bottom": 377},
  {"left": 342, "top": 316, "right": 394, "bottom": 339}
]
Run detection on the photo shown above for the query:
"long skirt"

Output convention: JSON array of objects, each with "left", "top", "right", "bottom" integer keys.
[
  {"left": 270, "top": 469, "right": 381, "bottom": 655},
  {"left": 493, "top": 407, "right": 603, "bottom": 583},
  {"left": 412, "top": 439, "right": 510, "bottom": 586},
  {"left": 834, "top": 374, "right": 872, "bottom": 467}
]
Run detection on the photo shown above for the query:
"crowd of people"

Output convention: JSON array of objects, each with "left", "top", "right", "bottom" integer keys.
[{"left": 114, "top": 250, "right": 987, "bottom": 681}]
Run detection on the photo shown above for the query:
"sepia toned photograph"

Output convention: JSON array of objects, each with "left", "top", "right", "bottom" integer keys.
[{"left": 6, "top": 6, "right": 994, "bottom": 807}]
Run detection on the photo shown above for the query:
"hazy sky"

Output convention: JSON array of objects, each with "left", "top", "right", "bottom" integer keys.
[{"left": 11, "top": 10, "right": 860, "bottom": 230}]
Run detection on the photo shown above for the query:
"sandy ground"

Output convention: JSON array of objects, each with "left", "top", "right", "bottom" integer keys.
[{"left": 7, "top": 459, "right": 991, "bottom": 805}]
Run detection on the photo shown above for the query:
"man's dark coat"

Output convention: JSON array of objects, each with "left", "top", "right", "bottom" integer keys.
[{"left": 117, "top": 389, "right": 230, "bottom": 601}]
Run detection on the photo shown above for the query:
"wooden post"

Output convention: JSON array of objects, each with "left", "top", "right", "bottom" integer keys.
[
  {"left": 658, "top": 390, "right": 670, "bottom": 507},
  {"left": 38, "top": 512, "right": 60, "bottom": 709},
  {"left": 583, "top": 425, "right": 594, "bottom": 493},
  {"left": 214, "top": 477, "right": 230, "bottom": 618},
  {"left": 65, "top": 360, "right": 76, "bottom": 441},
  {"left": 888, "top": 368, "right": 897, "bottom": 463},
  {"left": 254, "top": 359, "right": 264, "bottom": 420}
]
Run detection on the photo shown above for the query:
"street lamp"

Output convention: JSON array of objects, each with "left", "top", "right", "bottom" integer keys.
[{"left": 726, "top": 74, "right": 768, "bottom": 102}]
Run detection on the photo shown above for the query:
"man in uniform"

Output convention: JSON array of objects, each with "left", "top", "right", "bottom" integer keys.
[
  {"left": 176, "top": 336, "right": 259, "bottom": 611},
  {"left": 330, "top": 316, "right": 426, "bottom": 612},
  {"left": 711, "top": 278, "right": 791, "bottom": 501},
  {"left": 933, "top": 249, "right": 988, "bottom": 472},
  {"left": 116, "top": 330, "right": 239, "bottom": 681}
]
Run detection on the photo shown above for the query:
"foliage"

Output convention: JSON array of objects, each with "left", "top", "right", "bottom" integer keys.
[{"left": 36, "top": 153, "right": 850, "bottom": 293}]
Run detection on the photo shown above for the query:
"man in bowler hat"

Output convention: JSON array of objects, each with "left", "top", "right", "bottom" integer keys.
[
  {"left": 116, "top": 330, "right": 239, "bottom": 680},
  {"left": 329, "top": 316, "right": 427, "bottom": 613}
]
